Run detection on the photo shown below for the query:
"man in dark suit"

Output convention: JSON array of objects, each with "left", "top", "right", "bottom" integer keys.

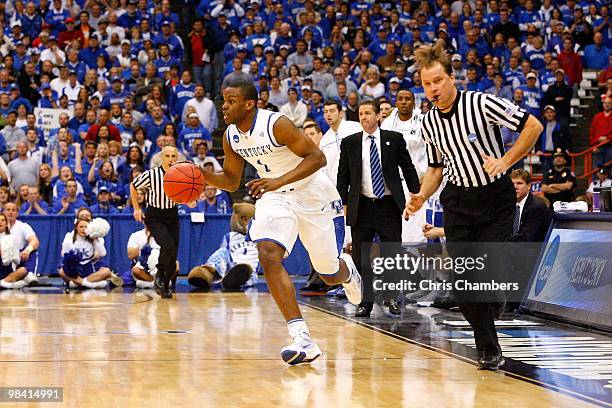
[
  {"left": 509, "top": 169, "right": 552, "bottom": 311},
  {"left": 510, "top": 169, "right": 552, "bottom": 243},
  {"left": 337, "top": 100, "right": 420, "bottom": 317}
]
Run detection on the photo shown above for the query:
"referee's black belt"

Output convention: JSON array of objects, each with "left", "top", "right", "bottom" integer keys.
[
  {"left": 146, "top": 206, "right": 178, "bottom": 214},
  {"left": 448, "top": 175, "right": 510, "bottom": 193}
]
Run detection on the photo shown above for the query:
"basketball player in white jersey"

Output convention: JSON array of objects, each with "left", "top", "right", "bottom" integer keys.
[
  {"left": 320, "top": 100, "right": 362, "bottom": 186},
  {"left": 199, "top": 82, "right": 362, "bottom": 365},
  {"left": 381, "top": 90, "right": 428, "bottom": 244}
]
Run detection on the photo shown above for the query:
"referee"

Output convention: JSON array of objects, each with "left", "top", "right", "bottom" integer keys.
[
  {"left": 406, "top": 42, "right": 543, "bottom": 370},
  {"left": 130, "top": 146, "right": 180, "bottom": 299}
]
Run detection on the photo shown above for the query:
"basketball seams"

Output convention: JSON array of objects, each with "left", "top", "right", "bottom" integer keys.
[{"left": 163, "top": 163, "right": 204, "bottom": 204}]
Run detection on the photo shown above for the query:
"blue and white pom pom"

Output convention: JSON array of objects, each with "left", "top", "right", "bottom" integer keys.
[
  {"left": 86, "top": 218, "right": 111, "bottom": 239},
  {"left": 62, "top": 250, "right": 82, "bottom": 278}
]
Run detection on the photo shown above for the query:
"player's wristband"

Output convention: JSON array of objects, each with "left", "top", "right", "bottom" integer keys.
[{"left": 25, "top": 246, "right": 34, "bottom": 253}]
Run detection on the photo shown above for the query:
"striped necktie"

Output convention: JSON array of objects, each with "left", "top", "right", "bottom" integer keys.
[
  {"left": 369, "top": 135, "right": 385, "bottom": 198},
  {"left": 513, "top": 204, "right": 521, "bottom": 234}
]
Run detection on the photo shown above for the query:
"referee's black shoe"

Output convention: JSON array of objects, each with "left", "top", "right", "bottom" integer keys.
[
  {"left": 154, "top": 273, "right": 172, "bottom": 298},
  {"left": 477, "top": 347, "right": 505, "bottom": 371}
]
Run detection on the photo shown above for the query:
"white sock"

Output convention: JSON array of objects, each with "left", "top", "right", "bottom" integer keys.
[
  {"left": 82, "top": 278, "right": 108, "bottom": 289},
  {"left": 23, "top": 272, "right": 38, "bottom": 285},
  {"left": 93, "top": 280, "right": 108, "bottom": 289},
  {"left": 80, "top": 278, "right": 95, "bottom": 288},
  {"left": 0, "top": 279, "right": 14, "bottom": 288},
  {"left": 136, "top": 279, "right": 154, "bottom": 288},
  {"left": 339, "top": 253, "right": 355, "bottom": 283},
  {"left": 287, "top": 318, "right": 311, "bottom": 341},
  {"left": 0, "top": 279, "right": 26, "bottom": 289},
  {"left": 11, "top": 280, "right": 27, "bottom": 289}
]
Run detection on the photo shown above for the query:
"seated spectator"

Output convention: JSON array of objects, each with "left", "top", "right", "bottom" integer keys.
[
  {"left": 89, "top": 187, "right": 120, "bottom": 215},
  {"left": 201, "top": 185, "right": 232, "bottom": 214},
  {"left": 178, "top": 113, "right": 212, "bottom": 158},
  {"left": 19, "top": 186, "right": 50, "bottom": 215},
  {"left": 192, "top": 141, "right": 222, "bottom": 171},
  {"left": 587, "top": 166, "right": 611, "bottom": 202},
  {"left": 15, "top": 185, "right": 30, "bottom": 210},
  {"left": 279, "top": 88, "right": 307, "bottom": 128},
  {"left": 558, "top": 37, "right": 582, "bottom": 87},
  {"left": 537, "top": 105, "right": 566, "bottom": 172},
  {"left": 52, "top": 178, "right": 88, "bottom": 215},
  {"left": 541, "top": 150, "right": 576, "bottom": 209},
  {"left": 108, "top": 141, "right": 126, "bottom": 177},
  {"left": 268, "top": 76, "right": 288, "bottom": 109},
  {"left": 51, "top": 165, "right": 85, "bottom": 202},
  {"left": 583, "top": 33, "right": 610, "bottom": 70},
  {"left": 118, "top": 146, "right": 146, "bottom": 185},
  {"left": 128, "top": 226, "right": 179, "bottom": 289},
  {"left": 486, "top": 72, "right": 512, "bottom": 100},
  {"left": 358, "top": 68, "right": 385, "bottom": 100},
  {"left": 0, "top": 186, "right": 10, "bottom": 213},
  {"left": 590, "top": 96, "right": 612, "bottom": 169},
  {"left": 510, "top": 170, "right": 552, "bottom": 242},
  {"left": 0, "top": 110, "right": 26, "bottom": 159},
  {"left": 8, "top": 141, "right": 39, "bottom": 192},
  {"left": 5, "top": 202, "right": 40, "bottom": 285},
  {"left": 88, "top": 160, "right": 125, "bottom": 205},
  {"left": 38, "top": 164, "right": 53, "bottom": 204},
  {"left": 122, "top": 187, "right": 146, "bottom": 215},
  {"left": 58, "top": 218, "right": 111, "bottom": 289},
  {"left": 0, "top": 213, "right": 28, "bottom": 289},
  {"left": 85, "top": 109, "right": 121, "bottom": 142},
  {"left": 130, "top": 128, "right": 153, "bottom": 164}
]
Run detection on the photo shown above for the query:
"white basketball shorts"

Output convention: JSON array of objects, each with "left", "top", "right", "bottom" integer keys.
[{"left": 247, "top": 173, "right": 345, "bottom": 275}]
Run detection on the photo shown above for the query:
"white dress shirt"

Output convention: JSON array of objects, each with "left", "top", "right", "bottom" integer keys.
[
  {"left": 319, "top": 119, "right": 362, "bottom": 185},
  {"left": 517, "top": 193, "right": 529, "bottom": 224},
  {"left": 361, "top": 128, "right": 391, "bottom": 198}
]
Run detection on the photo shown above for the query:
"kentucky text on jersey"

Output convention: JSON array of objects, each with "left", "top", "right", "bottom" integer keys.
[{"left": 233, "top": 144, "right": 274, "bottom": 158}]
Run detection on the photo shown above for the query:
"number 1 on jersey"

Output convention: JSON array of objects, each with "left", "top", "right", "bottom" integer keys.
[{"left": 257, "top": 159, "right": 271, "bottom": 173}]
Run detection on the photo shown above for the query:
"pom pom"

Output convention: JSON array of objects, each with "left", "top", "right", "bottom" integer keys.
[
  {"left": 86, "top": 218, "right": 111, "bottom": 239},
  {"left": 0, "top": 235, "right": 20, "bottom": 266},
  {"left": 138, "top": 244, "right": 153, "bottom": 273},
  {"left": 62, "top": 250, "right": 82, "bottom": 278}
]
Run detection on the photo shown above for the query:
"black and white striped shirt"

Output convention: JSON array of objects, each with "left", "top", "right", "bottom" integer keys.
[
  {"left": 132, "top": 166, "right": 176, "bottom": 209},
  {"left": 422, "top": 91, "right": 528, "bottom": 188}
]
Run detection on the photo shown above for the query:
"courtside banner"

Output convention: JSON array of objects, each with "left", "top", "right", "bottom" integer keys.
[
  {"left": 524, "top": 229, "right": 612, "bottom": 330},
  {"left": 362, "top": 241, "right": 611, "bottom": 307}
]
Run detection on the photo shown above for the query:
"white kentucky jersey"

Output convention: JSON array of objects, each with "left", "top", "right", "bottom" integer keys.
[
  {"left": 224, "top": 231, "right": 259, "bottom": 269},
  {"left": 381, "top": 107, "right": 427, "bottom": 244},
  {"left": 319, "top": 119, "right": 363, "bottom": 185},
  {"left": 227, "top": 109, "right": 315, "bottom": 189},
  {"left": 381, "top": 107, "right": 427, "bottom": 178}
]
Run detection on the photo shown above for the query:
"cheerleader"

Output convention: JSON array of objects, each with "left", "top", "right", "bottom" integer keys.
[
  {"left": 0, "top": 214, "right": 27, "bottom": 289},
  {"left": 127, "top": 227, "right": 179, "bottom": 289},
  {"left": 58, "top": 218, "right": 112, "bottom": 289}
]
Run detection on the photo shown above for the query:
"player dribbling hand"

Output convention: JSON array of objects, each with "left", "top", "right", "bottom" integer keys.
[{"left": 245, "top": 178, "right": 284, "bottom": 199}]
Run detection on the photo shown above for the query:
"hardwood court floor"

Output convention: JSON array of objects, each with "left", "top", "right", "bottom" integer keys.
[{"left": 0, "top": 291, "right": 595, "bottom": 408}]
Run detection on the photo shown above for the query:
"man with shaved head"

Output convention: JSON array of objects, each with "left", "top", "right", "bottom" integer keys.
[{"left": 131, "top": 145, "right": 180, "bottom": 299}]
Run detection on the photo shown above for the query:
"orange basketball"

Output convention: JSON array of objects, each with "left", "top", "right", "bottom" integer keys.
[{"left": 163, "top": 162, "right": 205, "bottom": 204}]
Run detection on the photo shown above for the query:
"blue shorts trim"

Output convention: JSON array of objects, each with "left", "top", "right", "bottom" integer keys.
[
  {"left": 18, "top": 250, "right": 38, "bottom": 273},
  {"left": 253, "top": 238, "right": 287, "bottom": 252}
]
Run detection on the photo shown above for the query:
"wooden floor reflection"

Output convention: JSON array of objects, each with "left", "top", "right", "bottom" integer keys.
[{"left": 0, "top": 291, "right": 593, "bottom": 407}]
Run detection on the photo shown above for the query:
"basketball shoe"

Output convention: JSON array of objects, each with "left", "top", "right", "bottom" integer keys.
[
  {"left": 339, "top": 253, "right": 362, "bottom": 305},
  {"left": 281, "top": 333, "right": 322, "bottom": 365}
]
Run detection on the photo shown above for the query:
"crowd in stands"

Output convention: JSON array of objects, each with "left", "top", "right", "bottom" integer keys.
[{"left": 0, "top": 0, "right": 606, "bottom": 220}]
